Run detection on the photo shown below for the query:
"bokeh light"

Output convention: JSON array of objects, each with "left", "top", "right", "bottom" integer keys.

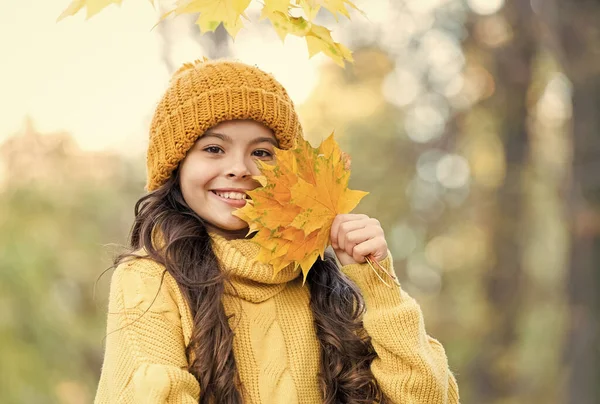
[
  {"left": 436, "top": 154, "right": 470, "bottom": 189},
  {"left": 467, "top": 0, "right": 506, "bottom": 15}
]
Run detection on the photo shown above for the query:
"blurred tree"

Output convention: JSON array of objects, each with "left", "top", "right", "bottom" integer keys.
[
  {"left": 0, "top": 120, "right": 145, "bottom": 403},
  {"left": 550, "top": 1, "right": 600, "bottom": 403},
  {"left": 300, "top": 0, "right": 475, "bottom": 397},
  {"left": 156, "top": 2, "right": 231, "bottom": 76},
  {"left": 463, "top": 1, "right": 535, "bottom": 403},
  {"left": 193, "top": 23, "right": 231, "bottom": 60},
  {"left": 300, "top": 46, "right": 408, "bottom": 251}
]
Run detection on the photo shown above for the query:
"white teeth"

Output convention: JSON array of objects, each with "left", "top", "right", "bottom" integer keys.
[{"left": 215, "top": 191, "right": 246, "bottom": 200}]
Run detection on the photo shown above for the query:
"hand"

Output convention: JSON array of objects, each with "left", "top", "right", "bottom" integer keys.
[{"left": 330, "top": 214, "right": 388, "bottom": 266}]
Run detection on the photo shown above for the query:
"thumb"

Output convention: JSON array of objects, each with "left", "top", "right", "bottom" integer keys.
[{"left": 333, "top": 247, "right": 357, "bottom": 266}]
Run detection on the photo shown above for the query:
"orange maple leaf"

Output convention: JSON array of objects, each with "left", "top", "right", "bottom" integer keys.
[{"left": 233, "top": 133, "right": 367, "bottom": 281}]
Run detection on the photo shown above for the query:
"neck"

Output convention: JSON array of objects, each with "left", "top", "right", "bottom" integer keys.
[
  {"left": 205, "top": 224, "right": 252, "bottom": 240},
  {"left": 208, "top": 232, "right": 301, "bottom": 302}
]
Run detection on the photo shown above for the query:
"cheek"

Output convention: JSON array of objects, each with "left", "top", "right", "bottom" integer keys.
[
  {"left": 179, "top": 158, "right": 215, "bottom": 192},
  {"left": 249, "top": 164, "right": 261, "bottom": 176}
]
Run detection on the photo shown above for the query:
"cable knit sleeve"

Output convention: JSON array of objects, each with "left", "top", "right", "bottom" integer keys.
[
  {"left": 341, "top": 253, "right": 460, "bottom": 404},
  {"left": 94, "top": 258, "right": 200, "bottom": 404}
]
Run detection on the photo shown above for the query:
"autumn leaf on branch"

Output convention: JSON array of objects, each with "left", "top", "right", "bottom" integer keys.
[
  {"left": 297, "top": 0, "right": 365, "bottom": 22},
  {"left": 233, "top": 133, "right": 367, "bottom": 281},
  {"left": 57, "top": 0, "right": 364, "bottom": 67},
  {"left": 57, "top": 0, "right": 125, "bottom": 21},
  {"left": 161, "top": 0, "right": 252, "bottom": 37}
]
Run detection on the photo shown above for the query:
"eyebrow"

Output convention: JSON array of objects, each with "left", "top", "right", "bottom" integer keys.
[{"left": 202, "top": 131, "right": 278, "bottom": 147}]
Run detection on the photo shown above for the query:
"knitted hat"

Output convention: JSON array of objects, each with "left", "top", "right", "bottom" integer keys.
[{"left": 146, "top": 59, "right": 303, "bottom": 191}]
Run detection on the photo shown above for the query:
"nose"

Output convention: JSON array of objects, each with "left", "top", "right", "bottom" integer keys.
[{"left": 226, "top": 155, "right": 254, "bottom": 179}]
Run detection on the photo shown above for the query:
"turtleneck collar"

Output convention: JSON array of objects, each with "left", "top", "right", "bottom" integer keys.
[{"left": 209, "top": 232, "right": 301, "bottom": 303}]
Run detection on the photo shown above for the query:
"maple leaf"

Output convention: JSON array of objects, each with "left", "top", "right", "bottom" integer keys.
[
  {"left": 260, "top": 0, "right": 291, "bottom": 16},
  {"left": 233, "top": 133, "right": 368, "bottom": 281},
  {"left": 164, "top": 0, "right": 252, "bottom": 37},
  {"left": 260, "top": 1, "right": 354, "bottom": 66},
  {"left": 305, "top": 24, "right": 353, "bottom": 67},
  {"left": 263, "top": 12, "right": 311, "bottom": 41},
  {"left": 58, "top": 0, "right": 359, "bottom": 67},
  {"left": 57, "top": 0, "right": 125, "bottom": 21},
  {"left": 296, "top": 0, "right": 364, "bottom": 21}
]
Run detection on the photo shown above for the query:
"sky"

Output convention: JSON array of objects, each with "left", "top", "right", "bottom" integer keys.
[{"left": 0, "top": 0, "right": 328, "bottom": 155}]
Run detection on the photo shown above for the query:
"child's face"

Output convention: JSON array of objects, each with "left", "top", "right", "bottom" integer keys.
[{"left": 179, "top": 119, "right": 277, "bottom": 238}]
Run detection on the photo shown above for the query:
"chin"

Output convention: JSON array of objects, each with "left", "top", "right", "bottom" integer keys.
[{"left": 211, "top": 218, "right": 249, "bottom": 233}]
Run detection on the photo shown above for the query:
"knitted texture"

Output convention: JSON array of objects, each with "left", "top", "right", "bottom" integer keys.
[
  {"left": 213, "top": 235, "right": 321, "bottom": 403},
  {"left": 146, "top": 59, "right": 303, "bottom": 191},
  {"left": 94, "top": 235, "right": 460, "bottom": 403}
]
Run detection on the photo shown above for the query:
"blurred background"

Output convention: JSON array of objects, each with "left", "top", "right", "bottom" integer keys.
[{"left": 1, "top": 0, "right": 599, "bottom": 403}]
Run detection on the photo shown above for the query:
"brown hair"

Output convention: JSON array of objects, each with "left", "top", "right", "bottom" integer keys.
[{"left": 111, "top": 169, "right": 386, "bottom": 403}]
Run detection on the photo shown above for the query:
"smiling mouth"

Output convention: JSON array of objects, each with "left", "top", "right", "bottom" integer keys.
[{"left": 211, "top": 190, "right": 251, "bottom": 200}]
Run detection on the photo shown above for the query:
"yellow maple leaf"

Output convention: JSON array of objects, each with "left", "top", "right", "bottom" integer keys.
[
  {"left": 260, "top": 0, "right": 291, "bottom": 16},
  {"left": 291, "top": 136, "right": 320, "bottom": 185},
  {"left": 306, "top": 24, "right": 353, "bottom": 67},
  {"left": 233, "top": 133, "right": 368, "bottom": 281},
  {"left": 289, "top": 135, "right": 364, "bottom": 234},
  {"left": 57, "top": 0, "right": 124, "bottom": 21},
  {"left": 296, "top": 0, "right": 363, "bottom": 21},
  {"left": 261, "top": 10, "right": 311, "bottom": 41},
  {"left": 239, "top": 148, "right": 301, "bottom": 229},
  {"left": 165, "top": 0, "right": 252, "bottom": 37},
  {"left": 58, "top": 0, "right": 358, "bottom": 67},
  {"left": 260, "top": 2, "right": 353, "bottom": 65}
]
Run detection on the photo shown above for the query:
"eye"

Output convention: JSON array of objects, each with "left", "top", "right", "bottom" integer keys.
[
  {"left": 203, "top": 146, "right": 223, "bottom": 154},
  {"left": 252, "top": 149, "right": 273, "bottom": 158}
]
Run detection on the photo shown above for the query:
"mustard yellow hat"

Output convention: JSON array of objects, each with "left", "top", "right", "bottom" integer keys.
[{"left": 146, "top": 59, "right": 303, "bottom": 191}]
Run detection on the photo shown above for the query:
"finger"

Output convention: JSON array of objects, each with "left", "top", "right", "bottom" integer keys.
[
  {"left": 340, "top": 218, "right": 383, "bottom": 249},
  {"left": 343, "top": 225, "right": 382, "bottom": 258},
  {"left": 351, "top": 236, "right": 388, "bottom": 263},
  {"left": 331, "top": 213, "right": 369, "bottom": 249},
  {"left": 336, "top": 216, "right": 372, "bottom": 252}
]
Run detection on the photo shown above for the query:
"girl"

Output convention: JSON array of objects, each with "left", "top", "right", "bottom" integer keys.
[{"left": 94, "top": 59, "right": 459, "bottom": 403}]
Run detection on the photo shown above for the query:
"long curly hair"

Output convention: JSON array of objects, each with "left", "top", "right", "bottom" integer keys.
[{"left": 111, "top": 169, "right": 386, "bottom": 403}]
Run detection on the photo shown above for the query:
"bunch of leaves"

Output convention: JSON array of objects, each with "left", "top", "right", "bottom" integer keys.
[
  {"left": 233, "top": 133, "right": 367, "bottom": 280},
  {"left": 57, "top": 0, "right": 365, "bottom": 67}
]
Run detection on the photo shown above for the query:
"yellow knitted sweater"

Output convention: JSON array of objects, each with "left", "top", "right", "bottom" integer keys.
[{"left": 94, "top": 234, "right": 459, "bottom": 403}]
